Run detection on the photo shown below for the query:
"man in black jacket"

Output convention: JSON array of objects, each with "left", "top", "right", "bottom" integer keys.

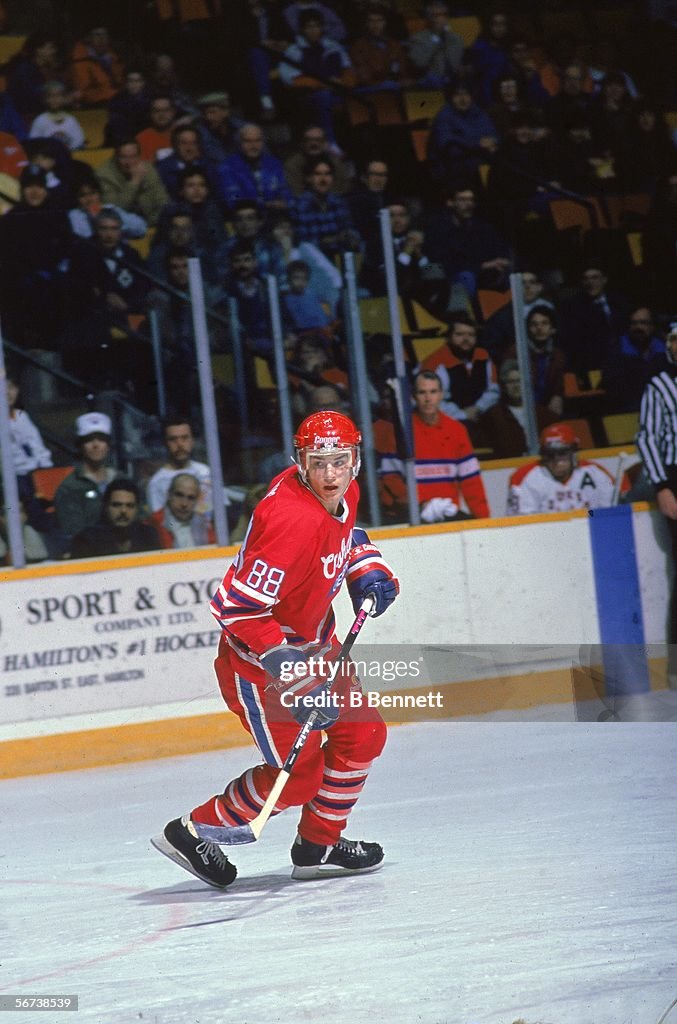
[{"left": 71, "top": 478, "right": 160, "bottom": 559}]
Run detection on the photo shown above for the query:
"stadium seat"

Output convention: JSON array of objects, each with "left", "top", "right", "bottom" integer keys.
[
  {"left": 0, "top": 34, "right": 26, "bottom": 65},
  {"left": 626, "top": 232, "right": 643, "bottom": 267},
  {"left": 73, "top": 147, "right": 113, "bottom": 169},
  {"left": 410, "top": 127, "right": 430, "bottom": 162},
  {"left": 448, "top": 16, "right": 481, "bottom": 46},
  {"left": 477, "top": 289, "right": 511, "bottom": 321},
  {"left": 564, "top": 371, "right": 605, "bottom": 398},
  {"left": 412, "top": 336, "right": 443, "bottom": 363},
  {"left": 346, "top": 91, "right": 403, "bottom": 127},
  {"left": 32, "top": 466, "right": 73, "bottom": 502},
  {"left": 549, "top": 197, "right": 607, "bottom": 233},
  {"left": 127, "top": 228, "right": 155, "bottom": 259},
  {"left": 402, "top": 89, "right": 445, "bottom": 125},
  {"left": 75, "top": 109, "right": 108, "bottom": 149},
  {"left": 602, "top": 412, "right": 639, "bottom": 446}
]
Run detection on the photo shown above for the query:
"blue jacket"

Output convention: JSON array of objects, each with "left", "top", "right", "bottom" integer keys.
[{"left": 217, "top": 151, "right": 292, "bottom": 211}]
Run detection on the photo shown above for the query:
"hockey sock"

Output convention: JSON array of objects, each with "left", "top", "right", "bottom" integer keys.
[{"left": 300, "top": 757, "right": 373, "bottom": 846}]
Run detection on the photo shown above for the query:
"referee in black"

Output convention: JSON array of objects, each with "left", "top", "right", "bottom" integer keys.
[{"left": 636, "top": 320, "right": 677, "bottom": 686}]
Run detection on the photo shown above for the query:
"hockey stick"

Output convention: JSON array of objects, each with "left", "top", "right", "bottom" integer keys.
[
  {"left": 611, "top": 450, "right": 628, "bottom": 506},
  {"left": 194, "top": 594, "right": 376, "bottom": 846}
]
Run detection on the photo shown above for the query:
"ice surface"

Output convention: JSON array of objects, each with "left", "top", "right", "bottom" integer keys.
[{"left": 1, "top": 721, "right": 676, "bottom": 1024}]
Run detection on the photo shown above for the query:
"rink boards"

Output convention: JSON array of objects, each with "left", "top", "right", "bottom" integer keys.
[{"left": 0, "top": 501, "right": 670, "bottom": 777}]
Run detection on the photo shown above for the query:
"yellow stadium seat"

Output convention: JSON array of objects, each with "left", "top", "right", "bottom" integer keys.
[
  {"left": 0, "top": 35, "right": 26, "bottom": 65},
  {"left": 412, "top": 336, "right": 443, "bottom": 363},
  {"left": 127, "top": 228, "right": 155, "bottom": 259},
  {"left": 402, "top": 89, "right": 445, "bottom": 125},
  {"left": 75, "top": 109, "right": 108, "bottom": 149},
  {"left": 254, "top": 356, "right": 275, "bottom": 389},
  {"left": 602, "top": 412, "right": 639, "bottom": 446},
  {"left": 448, "top": 15, "right": 481, "bottom": 46},
  {"left": 73, "top": 147, "right": 113, "bottom": 169}
]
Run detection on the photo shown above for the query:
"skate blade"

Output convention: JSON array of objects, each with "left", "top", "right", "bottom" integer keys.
[
  {"left": 150, "top": 832, "right": 233, "bottom": 890},
  {"left": 291, "top": 860, "right": 384, "bottom": 881}
]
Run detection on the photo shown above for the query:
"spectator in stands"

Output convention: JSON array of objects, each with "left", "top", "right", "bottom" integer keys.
[
  {"left": 283, "top": 1, "right": 347, "bottom": 42},
  {"left": 221, "top": 241, "right": 272, "bottom": 355},
  {"left": 589, "top": 71, "right": 636, "bottom": 164},
  {"left": 69, "top": 25, "right": 125, "bottom": 107},
  {"left": 54, "top": 412, "right": 117, "bottom": 548},
  {"left": 504, "top": 305, "right": 567, "bottom": 417},
  {"left": 223, "top": 199, "right": 285, "bottom": 284},
  {"left": 0, "top": 494, "right": 48, "bottom": 564},
  {"left": 193, "top": 91, "right": 242, "bottom": 167},
  {"left": 171, "top": 166, "right": 229, "bottom": 269},
  {"left": 148, "top": 204, "right": 198, "bottom": 280},
  {"left": 23, "top": 135, "right": 74, "bottom": 208},
  {"left": 554, "top": 113, "right": 616, "bottom": 197},
  {"left": 289, "top": 334, "right": 348, "bottom": 419},
  {"left": 545, "top": 62, "right": 593, "bottom": 135},
  {"left": 69, "top": 208, "right": 149, "bottom": 318},
  {"left": 136, "top": 94, "right": 180, "bottom": 162},
  {"left": 350, "top": 4, "right": 412, "bottom": 90},
  {"left": 375, "top": 369, "right": 490, "bottom": 522},
  {"left": 467, "top": 8, "right": 512, "bottom": 106},
  {"left": 156, "top": 124, "right": 220, "bottom": 199},
  {"left": 601, "top": 306, "right": 667, "bottom": 413},
  {"left": 617, "top": 102, "right": 677, "bottom": 194},
  {"left": 150, "top": 472, "right": 215, "bottom": 548},
  {"left": 69, "top": 179, "right": 148, "bottom": 240},
  {"left": 147, "top": 54, "right": 198, "bottom": 121},
  {"left": 267, "top": 209, "right": 342, "bottom": 312},
  {"left": 507, "top": 37, "right": 557, "bottom": 106},
  {"left": 6, "top": 32, "right": 64, "bottom": 123},
  {"left": 347, "top": 158, "right": 391, "bottom": 239},
  {"left": 477, "top": 359, "right": 559, "bottom": 458},
  {"left": 234, "top": 0, "right": 291, "bottom": 121},
  {"left": 0, "top": 163, "right": 71, "bottom": 347},
  {"left": 282, "top": 259, "right": 333, "bottom": 333},
  {"left": 96, "top": 139, "right": 169, "bottom": 226},
  {"left": 482, "top": 270, "right": 555, "bottom": 360},
  {"left": 406, "top": 1, "right": 464, "bottom": 89},
  {"left": 560, "top": 265, "right": 630, "bottom": 375},
  {"left": 5, "top": 370, "right": 53, "bottom": 530},
  {"left": 291, "top": 155, "right": 360, "bottom": 257},
  {"left": 105, "top": 69, "right": 150, "bottom": 146},
  {"left": 279, "top": 9, "right": 355, "bottom": 147},
  {"left": 29, "top": 81, "right": 84, "bottom": 151},
  {"left": 420, "top": 314, "right": 499, "bottom": 437},
  {"left": 146, "top": 247, "right": 227, "bottom": 412},
  {"left": 71, "top": 478, "right": 161, "bottom": 559},
  {"left": 427, "top": 82, "right": 498, "bottom": 190},
  {"left": 487, "top": 111, "right": 562, "bottom": 229},
  {"left": 0, "top": 127, "right": 27, "bottom": 178},
  {"left": 218, "top": 122, "right": 292, "bottom": 212},
  {"left": 423, "top": 184, "right": 511, "bottom": 300},
  {"left": 487, "top": 72, "right": 544, "bottom": 142},
  {"left": 283, "top": 124, "right": 352, "bottom": 196},
  {"left": 362, "top": 199, "right": 447, "bottom": 309},
  {"left": 507, "top": 423, "right": 621, "bottom": 514},
  {"left": 147, "top": 418, "right": 213, "bottom": 515}
]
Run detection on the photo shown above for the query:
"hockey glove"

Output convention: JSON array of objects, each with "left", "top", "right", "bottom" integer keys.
[
  {"left": 345, "top": 530, "right": 400, "bottom": 618},
  {"left": 260, "top": 646, "right": 339, "bottom": 731}
]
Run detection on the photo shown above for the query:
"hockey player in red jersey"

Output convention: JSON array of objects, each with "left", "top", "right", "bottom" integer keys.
[
  {"left": 152, "top": 411, "right": 399, "bottom": 888},
  {"left": 507, "top": 423, "right": 627, "bottom": 514}
]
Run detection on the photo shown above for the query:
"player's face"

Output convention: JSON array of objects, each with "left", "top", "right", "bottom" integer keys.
[
  {"left": 106, "top": 490, "right": 138, "bottom": 528},
  {"left": 543, "top": 450, "right": 574, "bottom": 482},
  {"left": 165, "top": 425, "right": 193, "bottom": 465},
  {"left": 306, "top": 451, "right": 354, "bottom": 513}
]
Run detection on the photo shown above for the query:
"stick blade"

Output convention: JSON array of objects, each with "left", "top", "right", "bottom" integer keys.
[{"left": 193, "top": 821, "right": 257, "bottom": 846}]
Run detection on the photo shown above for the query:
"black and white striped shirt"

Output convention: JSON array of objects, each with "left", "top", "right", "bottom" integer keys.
[{"left": 637, "top": 367, "right": 677, "bottom": 488}]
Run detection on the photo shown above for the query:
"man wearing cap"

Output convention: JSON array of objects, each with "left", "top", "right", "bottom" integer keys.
[
  {"left": 194, "top": 92, "right": 243, "bottom": 168},
  {"left": 54, "top": 412, "right": 118, "bottom": 551},
  {"left": 637, "top": 321, "right": 677, "bottom": 684}
]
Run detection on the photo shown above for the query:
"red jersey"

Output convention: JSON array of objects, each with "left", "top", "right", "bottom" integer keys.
[
  {"left": 210, "top": 467, "right": 359, "bottom": 681},
  {"left": 374, "top": 413, "right": 489, "bottom": 518}
]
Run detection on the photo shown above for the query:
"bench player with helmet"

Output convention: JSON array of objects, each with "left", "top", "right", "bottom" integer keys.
[
  {"left": 506, "top": 423, "right": 627, "bottom": 514},
  {"left": 152, "top": 410, "right": 400, "bottom": 887}
]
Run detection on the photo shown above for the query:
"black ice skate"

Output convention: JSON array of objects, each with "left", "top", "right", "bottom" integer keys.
[
  {"left": 290, "top": 833, "right": 384, "bottom": 880},
  {"left": 151, "top": 815, "right": 237, "bottom": 889}
]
